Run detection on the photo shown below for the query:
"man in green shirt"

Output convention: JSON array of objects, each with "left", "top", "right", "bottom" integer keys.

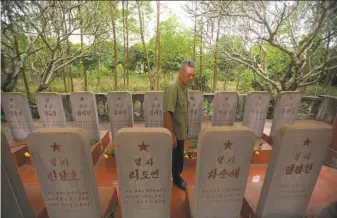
[{"left": 163, "top": 60, "right": 196, "bottom": 191}]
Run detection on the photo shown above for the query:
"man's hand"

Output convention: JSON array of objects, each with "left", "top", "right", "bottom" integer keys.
[
  {"left": 172, "top": 134, "right": 177, "bottom": 149},
  {"left": 164, "top": 111, "right": 177, "bottom": 149}
]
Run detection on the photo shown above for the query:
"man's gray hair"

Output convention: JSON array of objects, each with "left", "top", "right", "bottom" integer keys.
[{"left": 179, "top": 60, "right": 196, "bottom": 71}]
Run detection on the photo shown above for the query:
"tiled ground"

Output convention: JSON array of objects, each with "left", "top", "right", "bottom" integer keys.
[
  {"left": 15, "top": 156, "right": 337, "bottom": 218},
  {"left": 3, "top": 120, "right": 337, "bottom": 217}
]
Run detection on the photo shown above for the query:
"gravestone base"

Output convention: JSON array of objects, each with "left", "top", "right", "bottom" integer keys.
[
  {"left": 251, "top": 140, "right": 272, "bottom": 164},
  {"left": 102, "top": 142, "right": 117, "bottom": 169},
  {"left": 99, "top": 142, "right": 117, "bottom": 170},
  {"left": 91, "top": 130, "right": 109, "bottom": 165},
  {"left": 10, "top": 141, "right": 29, "bottom": 166},
  {"left": 25, "top": 186, "right": 48, "bottom": 218},
  {"left": 186, "top": 186, "right": 246, "bottom": 218},
  {"left": 98, "top": 186, "right": 119, "bottom": 217},
  {"left": 244, "top": 165, "right": 337, "bottom": 218},
  {"left": 261, "top": 132, "right": 274, "bottom": 146},
  {"left": 325, "top": 149, "right": 337, "bottom": 169},
  {"left": 101, "top": 130, "right": 110, "bottom": 149}
]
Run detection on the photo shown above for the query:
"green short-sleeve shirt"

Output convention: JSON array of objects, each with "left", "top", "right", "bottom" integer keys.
[{"left": 163, "top": 77, "right": 189, "bottom": 140}]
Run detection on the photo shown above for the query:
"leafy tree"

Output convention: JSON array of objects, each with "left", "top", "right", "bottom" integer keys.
[
  {"left": 185, "top": 1, "right": 337, "bottom": 95},
  {"left": 148, "top": 16, "right": 194, "bottom": 75}
]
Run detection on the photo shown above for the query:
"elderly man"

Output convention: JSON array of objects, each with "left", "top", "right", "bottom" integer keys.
[{"left": 163, "top": 60, "right": 196, "bottom": 191}]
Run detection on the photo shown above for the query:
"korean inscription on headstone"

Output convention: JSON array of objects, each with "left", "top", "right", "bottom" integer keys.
[
  {"left": 212, "top": 92, "right": 238, "bottom": 127},
  {"left": 144, "top": 92, "right": 164, "bottom": 127},
  {"left": 26, "top": 128, "right": 102, "bottom": 218},
  {"left": 70, "top": 92, "right": 100, "bottom": 142},
  {"left": 1, "top": 92, "right": 35, "bottom": 140},
  {"left": 115, "top": 128, "right": 172, "bottom": 218},
  {"left": 36, "top": 92, "right": 67, "bottom": 128},
  {"left": 107, "top": 92, "right": 134, "bottom": 139},
  {"left": 256, "top": 123, "right": 332, "bottom": 218},
  {"left": 242, "top": 92, "right": 270, "bottom": 138},
  {"left": 193, "top": 127, "right": 255, "bottom": 218},
  {"left": 187, "top": 91, "right": 204, "bottom": 140},
  {"left": 270, "top": 92, "right": 301, "bottom": 137}
]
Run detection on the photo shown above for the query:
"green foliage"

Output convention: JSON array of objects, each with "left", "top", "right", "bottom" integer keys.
[
  {"left": 191, "top": 69, "right": 212, "bottom": 92},
  {"left": 148, "top": 16, "right": 194, "bottom": 74},
  {"left": 71, "top": 65, "right": 83, "bottom": 78},
  {"left": 100, "top": 66, "right": 112, "bottom": 77},
  {"left": 236, "top": 69, "right": 254, "bottom": 93},
  {"left": 302, "top": 85, "right": 337, "bottom": 96},
  {"left": 46, "top": 80, "right": 67, "bottom": 93},
  {"left": 5, "top": 0, "right": 335, "bottom": 96}
]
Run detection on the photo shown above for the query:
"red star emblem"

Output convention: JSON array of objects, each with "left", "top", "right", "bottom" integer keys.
[
  {"left": 303, "top": 138, "right": 311, "bottom": 146},
  {"left": 138, "top": 142, "right": 150, "bottom": 152},
  {"left": 224, "top": 140, "right": 233, "bottom": 150},
  {"left": 50, "top": 142, "right": 62, "bottom": 152}
]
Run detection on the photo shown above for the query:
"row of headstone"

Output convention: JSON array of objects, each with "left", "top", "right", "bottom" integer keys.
[
  {"left": 2, "top": 119, "right": 331, "bottom": 218},
  {"left": 191, "top": 121, "right": 331, "bottom": 218},
  {"left": 1, "top": 91, "right": 302, "bottom": 142}
]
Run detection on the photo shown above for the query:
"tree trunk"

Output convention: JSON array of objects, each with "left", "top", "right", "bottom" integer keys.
[
  {"left": 199, "top": 17, "right": 203, "bottom": 92},
  {"left": 108, "top": 0, "right": 118, "bottom": 90},
  {"left": 62, "top": 67, "right": 68, "bottom": 93},
  {"left": 14, "top": 32, "right": 30, "bottom": 97},
  {"left": 323, "top": 26, "right": 332, "bottom": 86},
  {"left": 193, "top": 1, "right": 197, "bottom": 61},
  {"left": 66, "top": 11, "right": 74, "bottom": 92},
  {"left": 21, "top": 68, "right": 30, "bottom": 98},
  {"left": 69, "top": 66, "right": 74, "bottom": 92},
  {"left": 67, "top": 70, "right": 71, "bottom": 91},
  {"left": 212, "top": 17, "right": 221, "bottom": 92},
  {"left": 155, "top": 0, "right": 160, "bottom": 90},
  {"left": 122, "top": 1, "right": 126, "bottom": 85},
  {"left": 136, "top": 0, "right": 153, "bottom": 90},
  {"left": 79, "top": 5, "right": 88, "bottom": 91},
  {"left": 126, "top": 1, "right": 130, "bottom": 86}
]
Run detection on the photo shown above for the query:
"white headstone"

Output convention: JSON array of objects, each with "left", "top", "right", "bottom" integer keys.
[
  {"left": 1, "top": 92, "right": 35, "bottom": 140},
  {"left": 107, "top": 92, "right": 134, "bottom": 139},
  {"left": 187, "top": 90, "right": 204, "bottom": 140},
  {"left": 193, "top": 127, "right": 255, "bottom": 218},
  {"left": 36, "top": 92, "right": 67, "bottom": 128},
  {"left": 144, "top": 92, "right": 164, "bottom": 128},
  {"left": 270, "top": 92, "right": 301, "bottom": 137},
  {"left": 70, "top": 92, "right": 100, "bottom": 141},
  {"left": 212, "top": 92, "right": 238, "bottom": 127},
  {"left": 1, "top": 133, "right": 35, "bottom": 218},
  {"left": 242, "top": 92, "right": 270, "bottom": 138},
  {"left": 115, "top": 128, "right": 172, "bottom": 218},
  {"left": 256, "top": 123, "right": 332, "bottom": 218},
  {"left": 26, "top": 128, "right": 102, "bottom": 218}
]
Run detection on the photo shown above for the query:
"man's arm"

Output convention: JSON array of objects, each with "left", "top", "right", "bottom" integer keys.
[
  {"left": 163, "top": 85, "right": 177, "bottom": 148},
  {"left": 164, "top": 111, "right": 177, "bottom": 148}
]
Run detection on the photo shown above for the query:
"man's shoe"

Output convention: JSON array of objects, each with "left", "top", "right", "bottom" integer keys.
[
  {"left": 180, "top": 177, "right": 188, "bottom": 186},
  {"left": 173, "top": 180, "right": 187, "bottom": 191}
]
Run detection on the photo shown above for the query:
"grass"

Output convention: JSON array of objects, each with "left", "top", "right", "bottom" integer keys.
[
  {"left": 299, "top": 85, "right": 337, "bottom": 97},
  {"left": 14, "top": 71, "right": 335, "bottom": 97},
  {"left": 15, "top": 72, "right": 241, "bottom": 95}
]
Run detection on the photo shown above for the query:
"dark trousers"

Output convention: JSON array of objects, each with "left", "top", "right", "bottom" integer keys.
[{"left": 172, "top": 140, "right": 184, "bottom": 184}]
